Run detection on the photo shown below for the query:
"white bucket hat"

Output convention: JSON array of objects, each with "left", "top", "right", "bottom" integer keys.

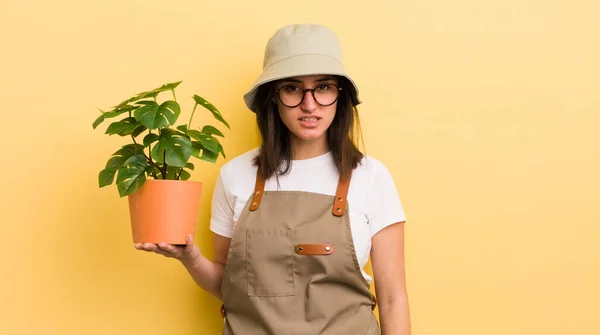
[{"left": 243, "top": 24, "right": 361, "bottom": 113}]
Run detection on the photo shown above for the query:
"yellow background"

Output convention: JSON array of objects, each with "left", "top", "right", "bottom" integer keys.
[{"left": 1, "top": 0, "right": 599, "bottom": 334}]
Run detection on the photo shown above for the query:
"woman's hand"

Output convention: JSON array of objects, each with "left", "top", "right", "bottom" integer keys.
[{"left": 134, "top": 234, "right": 200, "bottom": 263}]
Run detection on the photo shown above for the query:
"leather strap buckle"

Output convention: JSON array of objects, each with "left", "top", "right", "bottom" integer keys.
[{"left": 332, "top": 173, "right": 352, "bottom": 217}]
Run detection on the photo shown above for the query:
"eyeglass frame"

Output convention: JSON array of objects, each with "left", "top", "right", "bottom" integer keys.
[{"left": 274, "top": 83, "right": 343, "bottom": 108}]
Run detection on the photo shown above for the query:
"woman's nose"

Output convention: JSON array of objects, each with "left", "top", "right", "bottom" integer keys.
[{"left": 300, "top": 90, "right": 317, "bottom": 111}]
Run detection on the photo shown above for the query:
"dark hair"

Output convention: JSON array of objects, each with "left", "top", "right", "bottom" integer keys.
[{"left": 253, "top": 76, "right": 364, "bottom": 181}]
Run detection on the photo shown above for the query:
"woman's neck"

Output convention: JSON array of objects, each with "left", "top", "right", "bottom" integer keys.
[{"left": 290, "top": 136, "right": 329, "bottom": 160}]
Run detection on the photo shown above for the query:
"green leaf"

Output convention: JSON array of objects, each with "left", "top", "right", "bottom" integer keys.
[
  {"left": 116, "top": 154, "right": 148, "bottom": 197},
  {"left": 150, "top": 129, "right": 193, "bottom": 168},
  {"left": 93, "top": 105, "right": 137, "bottom": 129},
  {"left": 158, "top": 81, "right": 183, "bottom": 91},
  {"left": 216, "top": 140, "right": 226, "bottom": 159},
  {"left": 108, "top": 144, "right": 145, "bottom": 167},
  {"left": 184, "top": 129, "right": 203, "bottom": 141},
  {"left": 193, "top": 95, "right": 230, "bottom": 129},
  {"left": 105, "top": 117, "right": 141, "bottom": 136},
  {"left": 131, "top": 125, "right": 147, "bottom": 137},
  {"left": 176, "top": 124, "right": 188, "bottom": 132},
  {"left": 166, "top": 166, "right": 179, "bottom": 179},
  {"left": 98, "top": 168, "right": 117, "bottom": 187},
  {"left": 199, "top": 134, "right": 220, "bottom": 155},
  {"left": 199, "top": 148, "right": 219, "bottom": 163},
  {"left": 185, "top": 163, "right": 194, "bottom": 170},
  {"left": 134, "top": 100, "right": 180, "bottom": 130},
  {"left": 107, "top": 104, "right": 137, "bottom": 115},
  {"left": 135, "top": 91, "right": 160, "bottom": 101},
  {"left": 116, "top": 93, "right": 155, "bottom": 107},
  {"left": 189, "top": 138, "right": 223, "bottom": 162},
  {"left": 133, "top": 102, "right": 159, "bottom": 128},
  {"left": 201, "top": 125, "right": 224, "bottom": 137},
  {"left": 159, "top": 101, "right": 180, "bottom": 124},
  {"left": 191, "top": 141, "right": 202, "bottom": 158},
  {"left": 103, "top": 105, "right": 138, "bottom": 119},
  {"left": 185, "top": 129, "right": 220, "bottom": 155},
  {"left": 98, "top": 144, "right": 145, "bottom": 187},
  {"left": 179, "top": 169, "right": 191, "bottom": 180},
  {"left": 204, "top": 135, "right": 225, "bottom": 158},
  {"left": 135, "top": 100, "right": 157, "bottom": 106},
  {"left": 105, "top": 121, "right": 124, "bottom": 135},
  {"left": 143, "top": 133, "right": 159, "bottom": 147},
  {"left": 92, "top": 113, "right": 105, "bottom": 129},
  {"left": 137, "top": 81, "right": 182, "bottom": 101},
  {"left": 114, "top": 81, "right": 183, "bottom": 107}
]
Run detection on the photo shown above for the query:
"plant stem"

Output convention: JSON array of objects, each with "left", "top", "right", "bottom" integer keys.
[
  {"left": 149, "top": 165, "right": 158, "bottom": 179},
  {"left": 188, "top": 103, "right": 198, "bottom": 130},
  {"left": 162, "top": 151, "right": 168, "bottom": 179},
  {"left": 179, "top": 100, "right": 199, "bottom": 181},
  {"left": 131, "top": 134, "right": 151, "bottom": 162},
  {"left": 146, "top": 130, "right": 158, "bottom": 179},
  {"left": 172, "top": 89, "right": 177, "bottom": 102}
]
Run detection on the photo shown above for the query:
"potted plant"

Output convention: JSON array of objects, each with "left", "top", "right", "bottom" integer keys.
[{"left": 93, "top": 81, "right": 229, "bottom": 245}]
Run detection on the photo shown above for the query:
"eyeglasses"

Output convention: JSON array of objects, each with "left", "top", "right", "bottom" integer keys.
[{"left": 275, "top": 83, "right": 342, "bottom": 108}]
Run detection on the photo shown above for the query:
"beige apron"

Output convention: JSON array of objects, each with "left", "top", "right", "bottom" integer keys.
[{"left": 220, "top": 170, "right": 379, "bottom": 335}]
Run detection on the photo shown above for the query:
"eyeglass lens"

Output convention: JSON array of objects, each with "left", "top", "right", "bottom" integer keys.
[{"left": 277, "top": 84, "right": 340, "bottom": 107}]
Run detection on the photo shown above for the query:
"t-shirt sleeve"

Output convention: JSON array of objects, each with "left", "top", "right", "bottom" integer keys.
[
  {"left": 368, "top": 161, "right": 407, "bottom": 237},
  {"left": 209, "top": 172, "right": 235, "bottom": 238}
]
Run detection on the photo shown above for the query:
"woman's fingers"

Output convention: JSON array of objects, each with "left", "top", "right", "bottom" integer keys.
[
  {"left": 142, "top": 243, "right": 158, "bottom": 252},
  {"left": 184, "top": 234, "right": 195, "bottom": 253},
  {"left": 134, "top": 240, "right": 192, "bottom": 259},
  {"left": 139, "top": 243, "right": 172, "bottom": 256},
  {"left": 157, "top": 242, "right": 181, "bottom": 256}
]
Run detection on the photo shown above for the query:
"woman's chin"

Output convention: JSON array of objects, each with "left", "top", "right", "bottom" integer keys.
[{"left": 292, "top": 130, "right": 327, "bottom": 143}]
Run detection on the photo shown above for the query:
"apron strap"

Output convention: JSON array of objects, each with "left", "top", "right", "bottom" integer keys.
[
  {"left": 332, "top": 171, "right": 352, "bottom": 217},
  {"left": 249, "top": 168, "right": 266, "bottom": 211},
  {"left": 249, "top": 168, "right": 353, "bottom": 216}
]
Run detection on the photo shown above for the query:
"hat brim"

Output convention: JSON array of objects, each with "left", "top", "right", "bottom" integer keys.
[{"left": 243, "top": 54, "right": 361, "bottom": 113}]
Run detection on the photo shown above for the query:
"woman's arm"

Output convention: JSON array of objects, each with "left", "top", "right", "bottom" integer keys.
[
  {"left": 135, "top": 232, "right": 231, "bottom": 301},
  {"left": 371, "top": 222, "right": 410, "bottom": 335},
  {"left": 178, "top": 233, "right": 231, "bottom": 301}
]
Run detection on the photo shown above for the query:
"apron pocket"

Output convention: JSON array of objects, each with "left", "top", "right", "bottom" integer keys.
[{"left": 246, "top": 229, "right": 295, "bottom": 297}]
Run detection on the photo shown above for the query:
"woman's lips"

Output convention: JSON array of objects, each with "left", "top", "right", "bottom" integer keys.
[{"left": 298, "top": 116, "right": 321, "bottom": 128}]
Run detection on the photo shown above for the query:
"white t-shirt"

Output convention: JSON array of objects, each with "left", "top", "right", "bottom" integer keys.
[{"left": 210, "top": 148, "right": 406, "bottom": 284}]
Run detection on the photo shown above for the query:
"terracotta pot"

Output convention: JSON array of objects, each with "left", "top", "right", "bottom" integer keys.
[{"left": 128, "top": 179, "right": 203, "bottom": 244}]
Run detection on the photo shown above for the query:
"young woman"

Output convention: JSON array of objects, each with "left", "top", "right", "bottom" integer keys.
[{"left": 136, "top": 24, "right": 410, "bottom": 335}]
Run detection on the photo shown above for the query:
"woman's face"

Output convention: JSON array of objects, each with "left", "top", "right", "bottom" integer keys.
[{"left": 274, "top": 75, "right": 340, "bottom": 145}]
